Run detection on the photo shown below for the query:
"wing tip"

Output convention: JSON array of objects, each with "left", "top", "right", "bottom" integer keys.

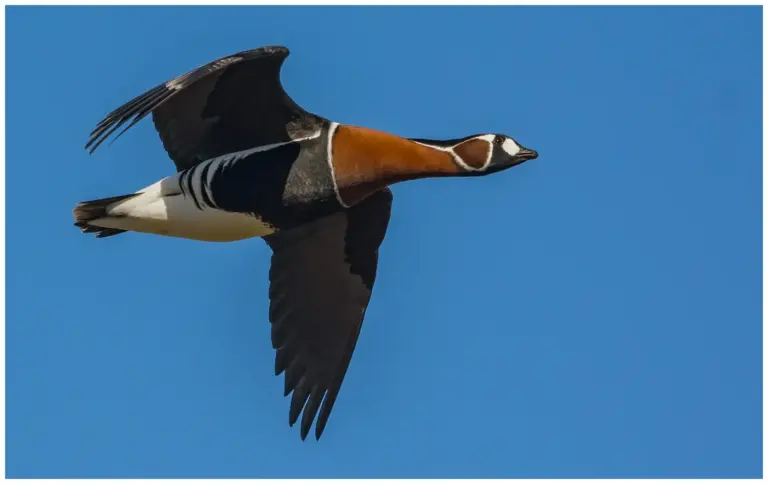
[
  {"left": 315, "top": 420, "right": 327, "bottom": 441},
  {"left": 236, "top": 45, "right": 290, "bottom": 61},
  {"left": 264, "top": 45, "right": 290, "bottom": 56}
]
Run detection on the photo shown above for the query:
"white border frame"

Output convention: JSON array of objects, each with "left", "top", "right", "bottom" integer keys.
[{"left": 1, "top": 1, "right": 764, "bottom": 482}]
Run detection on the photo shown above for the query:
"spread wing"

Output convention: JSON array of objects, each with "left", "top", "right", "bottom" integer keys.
[
  {"left": 263, "top": 189, "right": 393, "bottom": 440},
  {"left": 85, "top": 45, "right": 324, "bottom": 171}
]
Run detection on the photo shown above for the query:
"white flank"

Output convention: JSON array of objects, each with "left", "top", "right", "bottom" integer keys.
[
  {"left": 87, "top": 176, "right": 275, "bottom": 242},
  {"left": 87, "top": 133, "right": 323, "bottom": 242}
]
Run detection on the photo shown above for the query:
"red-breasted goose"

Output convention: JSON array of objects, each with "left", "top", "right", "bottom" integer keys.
[{"left": 74, "top": 46, "right": 539, "bottom": 441}]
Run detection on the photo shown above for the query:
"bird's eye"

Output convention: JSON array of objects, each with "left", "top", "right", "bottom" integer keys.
[{"left": 493, "top": 135, "right": 504, "bottom": 145}]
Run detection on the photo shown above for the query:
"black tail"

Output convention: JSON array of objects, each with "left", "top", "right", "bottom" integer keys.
[{"left": 73, "top": 193, "right": 137, "bottom": 238}]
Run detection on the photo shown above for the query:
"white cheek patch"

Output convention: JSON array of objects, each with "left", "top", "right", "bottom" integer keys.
[{"left": 501, "top": 138, "right": 521, "bottom": 157}]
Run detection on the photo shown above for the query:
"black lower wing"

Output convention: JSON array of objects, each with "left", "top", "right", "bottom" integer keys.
[{"left": 263, "top": 189, "right": 393, "bottom": 440}]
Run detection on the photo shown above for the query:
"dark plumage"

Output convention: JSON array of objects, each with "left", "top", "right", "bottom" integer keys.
[
  {"left": 85, "top": 46, "right": 325, "bottom": 172},
  {"left": 74, "top": 45, "right": 539, "bottom": 440}
]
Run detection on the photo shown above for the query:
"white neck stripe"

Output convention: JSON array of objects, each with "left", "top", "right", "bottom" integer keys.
[
  {"left": 326, "top": 122, "right": 349, "bottom": 208},
  {"left": 411, "top": 140, "right": 475, "bottom": 171},
  {"left": 478, "top": 134, "right": 495, "bottom": 170},
  {"left": 411, "top": 139, "right": 484, "bottom": 172}
]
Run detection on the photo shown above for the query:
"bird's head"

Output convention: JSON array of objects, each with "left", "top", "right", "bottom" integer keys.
[{"left": 410, "top": 133, "right": 538, "bottom": 176}]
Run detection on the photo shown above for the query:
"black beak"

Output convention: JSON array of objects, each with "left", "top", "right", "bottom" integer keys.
[{"left": 516, "top": 148, "right": 538, "bottom": 161}]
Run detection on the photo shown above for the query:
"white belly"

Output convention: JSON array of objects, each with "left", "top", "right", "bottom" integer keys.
[{"left": 88, "top": 176, "right": 277, "bottom": 242}]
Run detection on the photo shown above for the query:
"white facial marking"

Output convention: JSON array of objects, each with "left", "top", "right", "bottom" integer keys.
[
  {"left": 413, "top": 134, "right": 523, "bottom": 172},
  {"left": 501, "top": 138, "right": 522, "bottom": 157}
]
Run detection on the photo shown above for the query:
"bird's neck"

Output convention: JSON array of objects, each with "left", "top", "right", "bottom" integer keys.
[{"left": 329, "top": 125, "right": 463, "bottom": 206}]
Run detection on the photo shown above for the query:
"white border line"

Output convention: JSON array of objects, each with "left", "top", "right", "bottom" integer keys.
[
  {"left": 326, "top": 122, "right": 351, "bottom": 208},
  {"left": 3, "top": 0, "right": 767, "bottom": 4}
]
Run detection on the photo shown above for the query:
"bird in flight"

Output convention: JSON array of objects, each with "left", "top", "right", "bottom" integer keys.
[{"left": 74, "top": 46, "right": 539, "bottom": 441}]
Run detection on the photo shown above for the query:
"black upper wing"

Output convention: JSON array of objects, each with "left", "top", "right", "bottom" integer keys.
[
  {"left": 263, "top": 189, "right": 393, "bottom": 440},
  {"left": 85, "top": 46, "right": 324, "bottom": 171}
]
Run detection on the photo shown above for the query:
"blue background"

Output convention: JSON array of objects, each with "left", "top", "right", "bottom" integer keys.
[{"left": 6, "top": 5, "right": 762, "bottom": 478}]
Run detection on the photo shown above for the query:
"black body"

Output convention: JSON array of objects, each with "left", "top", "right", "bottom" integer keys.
[{"left": 82, "top": 46, "right": 395, "bottom": 440}]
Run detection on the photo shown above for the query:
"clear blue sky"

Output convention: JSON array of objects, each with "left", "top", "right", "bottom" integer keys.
[{"left": 6, "top": 5, "right": 761, "bottom": 478}]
